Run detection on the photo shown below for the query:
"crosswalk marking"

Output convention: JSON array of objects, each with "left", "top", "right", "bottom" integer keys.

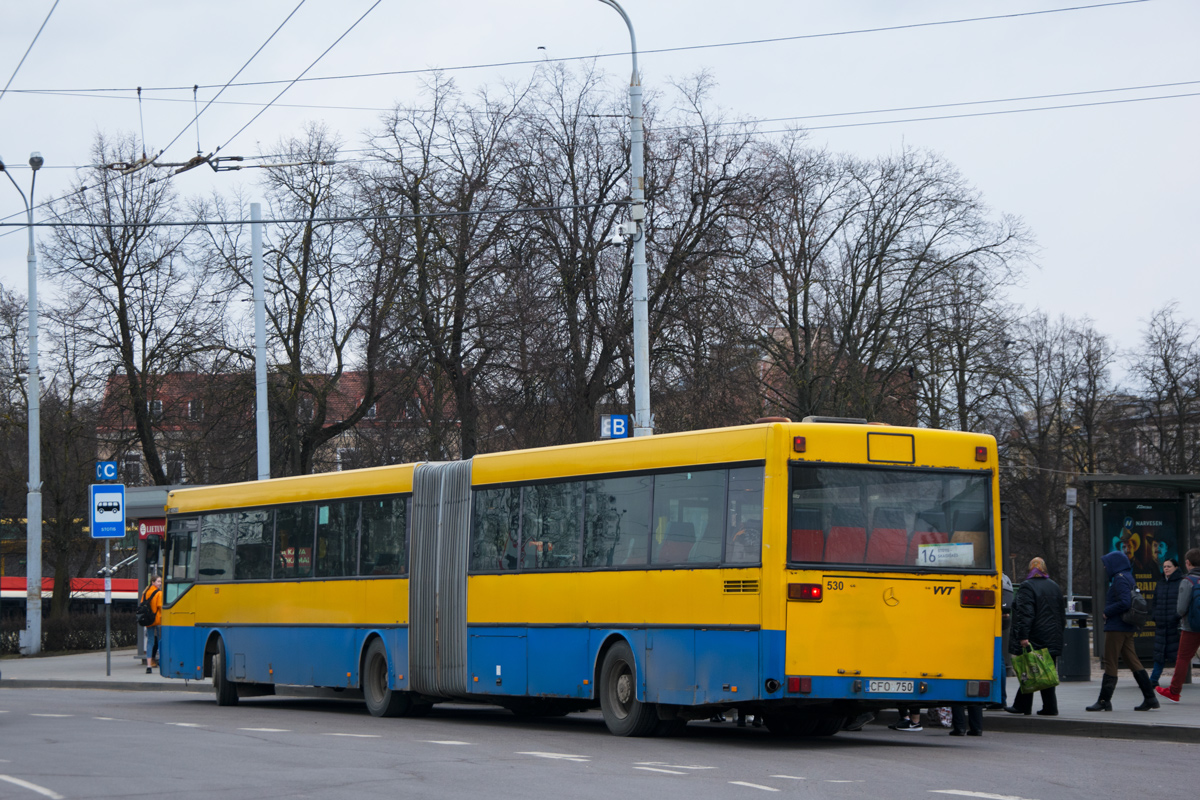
[
  {"left": 238, "top": 727, "right": 290, "bottom": 732},
  {"left": 635, "top": 767, "right": 687, "bottom": 775},
  {"left": 730, "top": 781, "right": 780, "bottom": 792},
  {"left": 0, "top": 775, "right": 65, "bottom": 800},
  {"left": 517, "top": 752, "right": 590, "bottom": 762}
]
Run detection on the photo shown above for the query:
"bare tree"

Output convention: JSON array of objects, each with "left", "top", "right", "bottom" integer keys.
[
  {"left": 41, "top": 133, "right": 219, "bottom": 486},
  {"left": 1129, "top": 303, "right": 1200, "bottom": 474},
  {"left": 366, "top": 78, "right": 528, "bottom": 458},
  {"left": 202, "top": 124, "right": 397, "bottom": 475}
]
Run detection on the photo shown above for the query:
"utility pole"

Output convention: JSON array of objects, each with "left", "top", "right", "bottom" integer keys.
[
  {"left": 252, "top": 203, "right": 270, "bottom": 480},
  {"left": 1, "top": 152, "right": 44, "bottom": 654},
  {"left": 597, "top": 0, "right": 653, "bottom": 437}
]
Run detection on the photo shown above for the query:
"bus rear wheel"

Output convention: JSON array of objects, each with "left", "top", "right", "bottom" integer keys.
[
  {"left": 363, "top": 639, "right": 411, "bottom": 718},
  {"left": 599, "top": 641, "right": 658, "bottom": 737},
  {"left": 213, "top": 638, "right": 238, "bottom": 706}
]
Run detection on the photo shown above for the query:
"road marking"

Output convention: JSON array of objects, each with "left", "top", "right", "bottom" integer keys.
[
  {"left": 635, "top": 767, "right": 688, "bottom": 775},
  {"left": 517, "top": 752, "right": 591, "bottom": 762},
  {"left": 29, "top": 714, "right": 72, "bottom": 718},
  {"left": 93, "top": 717, "right": 126, "bottom": 721},
  {"left": 238, "top": 727, "right": 291, "bottom": 733},
  {"left": 771, "top": 776, "right": 806, "bottom": 780},
  {"left": 932, "top": 792, "right": 1040, "bottom": 800},
  {"left": 324, "top": 733, "right": 380, "bottom": 738},
  {"left": 827, "top": 780, "right": 864, "bottom": 783},
  {"left": 166, "top": 722, "right": 205, "bottom": 728},
  {"left": 729, "top": 782, "right": 780, "bottom": 792},
  {"left": 423, "top": 740, "right": 472, "bottom": 745},
  {"left": 636, "top": 762, "right": 716, "bottom": 770},
  {"left": 0, "top": 775, "right": 65, "bottom": 800}
]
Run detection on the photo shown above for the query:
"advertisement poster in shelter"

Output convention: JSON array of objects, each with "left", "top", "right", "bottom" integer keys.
[{"left": 1100, "top": 500, "right": 1182, "bottom": 658}]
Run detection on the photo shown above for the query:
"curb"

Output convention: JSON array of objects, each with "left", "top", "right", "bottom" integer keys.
[
  {"left": 1, "top": 679, "right": 210, "bottom": 693},
  {"left": 870, "top": 709, "right": 1199, "bottom": 744},
  {"left": 979, "top": 710, "right": 1200, "bottom": 743}
]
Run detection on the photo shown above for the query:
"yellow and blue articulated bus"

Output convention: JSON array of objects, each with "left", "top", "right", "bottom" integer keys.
[{"left": 160, "top": 418, "right": 1002, "bottom": 737}]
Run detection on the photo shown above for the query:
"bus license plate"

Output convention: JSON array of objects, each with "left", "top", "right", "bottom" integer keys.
[{"left": 867, "top": 680, "right": 914, "bottom": 694}]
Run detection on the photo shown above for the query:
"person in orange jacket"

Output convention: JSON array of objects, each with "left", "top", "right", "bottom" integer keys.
[{"left": 143, "top": 576, "right": 163, "bottom": 673}]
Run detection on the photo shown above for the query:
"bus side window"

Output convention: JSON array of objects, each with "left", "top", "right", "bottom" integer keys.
[
  {"left": 583, "top": 475, "right": 651, "bottom": 568},
  {"left": 198, "top": 513, "right": 236, "bottom": 581},
  {"left": 520, "top": 482, "right": 583, "bottom": 570},
  {"left": 315, "top": 500, "right": 359, "bottom": 578},
  {"left": 235, "top": 510, "right": 273, "bottom": 581},
  {"left": 361, "top": 496, "right": 407, "bottom": 576},
  {"left": 274, "top": 505, "right": 316, "bottom": 580},
  {"left": 725, "top": 466, "right": 765, "bottom": 564},
  {"left": 470, "top": 487, "right": 519, "bottom": 572},
  {"left": 651, "top": 469, "right": 725, "bottom": 566}
]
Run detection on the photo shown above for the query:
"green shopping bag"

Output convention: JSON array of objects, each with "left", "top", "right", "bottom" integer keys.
[{"left": 1012, "top": 645, "right": 1059, "bottom": 694}]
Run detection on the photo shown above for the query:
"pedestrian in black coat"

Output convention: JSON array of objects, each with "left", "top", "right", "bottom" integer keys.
[
  {"left": 1151, "top": 558, "right": 1184, "bottom": 686},
  {"left": 1006, "top": 557, "right": 1066, "bottom": 716}
]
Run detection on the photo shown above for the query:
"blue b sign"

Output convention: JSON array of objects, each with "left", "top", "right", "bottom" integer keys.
[
  {"left": 89, "top": 484, "right": 126, "bottom": 539},
  {"left": 95, "top": 461, "right": 118, "bottom": 481},
  {"left": 600, "top": 414, "right": 630, "bottom": 439}
]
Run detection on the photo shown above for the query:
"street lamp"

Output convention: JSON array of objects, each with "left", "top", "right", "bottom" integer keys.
[
  {"left": 0, "top": 151, "right": 44, "bottom": 655},
  {"left": 596, "top": 0, "right": 652, "bottom": 437}
]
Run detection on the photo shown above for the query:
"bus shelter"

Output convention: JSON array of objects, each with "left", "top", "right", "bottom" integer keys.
[{"left": 1077, "top": 474, "right": 1198, "bottom": 664}]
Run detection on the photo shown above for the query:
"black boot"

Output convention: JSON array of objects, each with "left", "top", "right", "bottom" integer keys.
[
  {"left": 1037, "top": 687, "right": 1058, "bottom": 716},
  {"left": 1133, "top": 669, "right": 1160, "bottom": 711},
  {"left": 1086, "top": 674, "right": 1117, "bottom": 712}
]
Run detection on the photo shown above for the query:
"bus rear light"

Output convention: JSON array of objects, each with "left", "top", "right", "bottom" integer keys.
[
  {"left": 786, "top": 676, "right": 811, "bottom": 694},
  {"left": 788, "top": 583, "right": 822, "bottom": 601},
  {"left": 793, "top": 436, "right": 806, "bottom": 453},
  {"left": 961, "top": 589, "right": 995, "bottom": 608},
  {"left": 975, "top": 446, "right": 988, "bottom": 462},
  {"left": 967, "top": 680, "right": 991, "bottom": 697}
]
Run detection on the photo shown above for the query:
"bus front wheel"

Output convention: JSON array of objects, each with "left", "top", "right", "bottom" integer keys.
[
  {"left": 363, "top": 639, "right": 411, "bottom": 718},
  {"left": 213, "top": 638, "right": 239, "bottom": 706},
  {"left": 599, "top": 641, "right": 658, "bottom": 737}
]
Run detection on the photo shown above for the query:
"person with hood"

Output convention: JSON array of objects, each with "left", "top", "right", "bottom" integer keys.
[
  {"left": 1006, "top": 557, "right": 1066, "bottom": 715},
  {"left": 1156, "top": 548, "right": 1200, "bottom": 703},
  {"left": 1087, "top": 551, "right": 1158, "bottom": 711},
  {"left": 1150, "top": 556, "right": 1184, "bottom": 687}
]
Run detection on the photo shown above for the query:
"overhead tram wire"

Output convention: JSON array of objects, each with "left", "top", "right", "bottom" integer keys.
[
  {"left": 0, "top": 75, "right": 1196, "bottom": 210},
  {"left": 17, "top": 76, "right": 1199, "bottom": 123},
  {"left": 0, "top": 77, "right": 1195, "bottom": 236},
  {"left": 213, "top": 0, "right": 382, "bottom": 155},
  {"left": 8, "top": 1, "right": 1153, "bottom": 97},
  {"left": 0, "top": 0, "right": 60, "bottom": 110},
  {"left": 0, "top": 199, "right": 629, "bottom": 231},
  {"left": 121, "top": 0, "right": 309, "bottom": 175}
]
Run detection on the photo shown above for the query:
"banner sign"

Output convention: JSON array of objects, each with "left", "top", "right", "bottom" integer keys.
[{"left": 1100, "top": 499, "right": 1183, "bottom": 658}]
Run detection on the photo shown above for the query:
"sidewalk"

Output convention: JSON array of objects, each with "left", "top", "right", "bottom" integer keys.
[{"left": 2, "top": 650, "right": 1197, "bottom": 742}]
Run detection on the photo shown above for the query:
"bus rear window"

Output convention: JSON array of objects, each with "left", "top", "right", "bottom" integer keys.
[{"left": 788, "top": 465, "right": 992, "bottom": 570}]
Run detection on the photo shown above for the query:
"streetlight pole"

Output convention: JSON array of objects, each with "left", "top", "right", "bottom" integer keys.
[
  {"left": 597, "top": 0, "right": 652, "bottom": 437},
  {"left": 1, "top": 151, "right": 44, "bottom": 655}
]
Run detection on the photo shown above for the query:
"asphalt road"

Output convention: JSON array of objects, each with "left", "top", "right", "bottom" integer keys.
[{"left": 0, "top": 688, "right": 1184, "bottom": 800}]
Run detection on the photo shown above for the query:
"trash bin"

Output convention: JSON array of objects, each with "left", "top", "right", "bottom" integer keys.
[{"left": 1059, "top": 611, "right": 1090, "bottom": 681}]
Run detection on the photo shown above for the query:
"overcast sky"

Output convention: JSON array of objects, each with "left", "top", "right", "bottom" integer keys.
[{"left": 0, "top": 0, "right": 1195, "bottom": 361}]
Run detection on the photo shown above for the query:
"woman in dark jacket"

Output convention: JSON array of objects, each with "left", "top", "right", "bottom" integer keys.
[
  {"left": 1006, "top": 557, "right": 1066, "bottom": 715},
  {"left": 1151, "top": 557, "right": 1183, "bottom": 687},
  {"left": 1087, "top": 550, "right": 1159, "bottom": 711}
]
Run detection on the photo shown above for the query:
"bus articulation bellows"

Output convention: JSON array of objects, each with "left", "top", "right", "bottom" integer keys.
[{"left": 159, "top": 419, "right": 1002, "bottom": 736}]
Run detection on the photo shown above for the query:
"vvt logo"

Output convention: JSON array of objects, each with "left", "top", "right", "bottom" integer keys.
[{"left": 933, "top": 586, "right": 955, "bottom": 596}]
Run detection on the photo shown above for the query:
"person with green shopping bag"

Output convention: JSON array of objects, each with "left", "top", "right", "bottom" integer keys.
[{"left": 1006, "top": 557, "right": 1066, "bottom": 715}]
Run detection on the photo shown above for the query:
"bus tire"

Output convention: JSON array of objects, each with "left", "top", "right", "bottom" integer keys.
[
  {"left": 213, "top": 638, "right": 239, "bottom": 707},
  {"left": 599, "top": 641, "right": 658, "bottom": 737},
  {"left": 363, "top": 639, "right": 410, "bottom": 718},
  {"left": 811, "top": 714, "right": 845, "bottom": 737}
]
